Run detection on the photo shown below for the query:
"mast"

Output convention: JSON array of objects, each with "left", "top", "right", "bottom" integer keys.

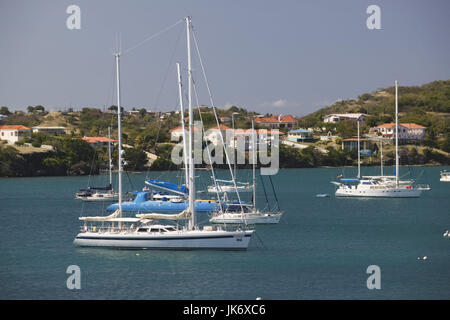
[
  {"left": 232, "top": 113, "right": 236, "bottom": 181},
  {"left": 380, "top": 139, "right": 383, "bottom": 176},
  {"left": 186, "top": 16, "right": 195, "bottom": 230},
  {"left": 177, "top": 62, "right": 189, "bottom": 188},
  {"left": 114, "top": 52, "right": 123, "bottom": 221},
  {"left": 108, "top": 126, "right": 112, "bottom": 189},
  {"left": 252, "top": 119, "right": 257, "bottom": 213},
  {"left": 395, "top": 80, "right": 399, "bottom": 188},
  {"left": 357, "top": 119, "right": 360, "bottom": 179}
]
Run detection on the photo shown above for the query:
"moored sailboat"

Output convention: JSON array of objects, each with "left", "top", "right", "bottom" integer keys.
[{"left": 74, "top": 17, "right": 254, "bottom": 250}]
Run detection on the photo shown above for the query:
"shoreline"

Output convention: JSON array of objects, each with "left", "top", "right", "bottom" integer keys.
[{"left": 1, "top": 163, "right": 448, "bottom": 178}]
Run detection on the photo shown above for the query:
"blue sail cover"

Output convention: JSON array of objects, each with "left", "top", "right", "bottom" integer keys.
[{"left": 145, "top": 179, "right": 189, "bottom": 195}]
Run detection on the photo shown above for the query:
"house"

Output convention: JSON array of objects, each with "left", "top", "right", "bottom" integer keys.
[
  {"left": 219, "top": 116, "right": 231, "bottom": 123},
  {"left": 229, "top": 128, "right": 283, "bottom": 150},
  {"left": 323, "top": 113, "right": 368, "bottom": 123},
  {"left": 0, "top": 125, "right": 31, "bottom": 144},
  {"left": 32, "top": 126, "right": 67, "bottom": 135},
  {"left": 0, "top": 115, "right": 8, "bottom": 121},
  {"left": 373, "top": 123, "right": 426, "bottom": 141},
  {"left": 204, "top": 124, "right": 232, "bottom": 146},
  {"left": 169, "top": 126, "right": 200, "bottom": 142},
  {"left": 82, "top": 136, "right": 118, "bottom": 147},
  {"left": 254, "top": 114, "right": 298, "bottom": 129},
  {"left": 287, "top": 128, "right": 314, "bottom": 142},
  {"left": 341, "top": 138, "right": 370, "bottom": 152}
]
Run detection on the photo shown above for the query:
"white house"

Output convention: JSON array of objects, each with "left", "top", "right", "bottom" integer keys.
[
  {"left": 373, "top": 123, "right": 426, "bottom": 141},
  {"left": 323, "top": 113, "right": 368, "bottom": 123},
  {"left": 32, "top": 126, "right": 67, "bottom": 135},
  {"left": 0, "top": 125, "right": 31, "bottom": 144},
  {"left": 287, "top": 128, "right": 314, "bottom": 142}
]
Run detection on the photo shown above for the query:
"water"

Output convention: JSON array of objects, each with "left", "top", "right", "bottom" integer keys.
[{"left": 0, "top": 166, "right": 449, "bottom": 299}]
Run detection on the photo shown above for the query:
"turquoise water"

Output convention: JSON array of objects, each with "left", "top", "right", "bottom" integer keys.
[{"left": 0, "top": 166, "right": 449, "bottom": 299}]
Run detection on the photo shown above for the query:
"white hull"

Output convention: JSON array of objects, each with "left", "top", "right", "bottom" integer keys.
[
  {"left": 74, "top": 229, "right": 253, "bottom": 250},
  {"left": 76, "top": 193, "right": 119, "bottom": 202},
  {"left": 210, "top": 212, "right": 282, "bottom": 224},
  {"left": 208, "top": 185, "right": 252, "bottom": 193},
  {"left": 335, "top": 187, "right": 421, "bottom": 198}
]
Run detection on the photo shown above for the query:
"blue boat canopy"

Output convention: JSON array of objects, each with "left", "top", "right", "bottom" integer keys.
[
  {"left": 145, "top": 179, "right": 189, "bottom": 195},
  {"left": 340, "top": 179, "right": 360, "bottom": 182}
]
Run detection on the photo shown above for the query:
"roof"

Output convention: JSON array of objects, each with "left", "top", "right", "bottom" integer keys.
[
  {"left": 254, "top": 115, "right": 298, "bottom": 123},
  {"left": 170, "top": 126, "right": 198, "bottom": 132},
  {"left": 376, "top": 123, "right": 426, "bottom": 129},
  {"left": 289, "top": 128, "right": 312, "bottom": 133},
  {"left": 82, "top": 137, "right": 118, "bottom": 143},
  {"left": 210, "top": 124, "right": 232, "bottom": 130},
  {"left": 32, "top": 126, "right": 66, "bottom": 129},
  {"left": 0, "top": 125, "right": 30, "bottom": 130},
  {"left": 325, "top": 113, "right": 367, "bottom": 118}
]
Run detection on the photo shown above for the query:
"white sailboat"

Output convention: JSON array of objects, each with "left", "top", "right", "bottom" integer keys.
[
  {"left": 74, "top": 17, "right": 254, "bottom": 250},
  {"left": 207, "top": 113, "right": 253, "bottom": 194},
  {"left": 210, "top": 119, "right": 282, "bottom": 224},
  {"left": 75, "top": 127, "right": 119, "bottom": 201},
  {"left": 333, "top": 80, "right": 422, "bottom": 198},
  {"left": 440, "top": 170, "right": 450, "bottom": 182}
]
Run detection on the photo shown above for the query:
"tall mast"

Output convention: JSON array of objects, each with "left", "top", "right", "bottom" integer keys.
[
  {"left": 177, "top": 62, "right": 189, "bottom": 188},
  {"left": 357, "top": 119, "right": 360, "bottom": 179},
  {"left": 108, "top": 126, "right": 112, "bottom": 188},
  {"left": 114, "top": 53, "right": 123, "bottom": 220},
  {"left": 380, "top": 139, "right": 383, "bottom": 176},
  {"left": 252, "top": 119, "right": 257, "bottom": 213},
  {"left": 186, "top": 16, "right": 195, "bottom": 230},
  {"left": 395, "top": 80, "right": 399, "bottom": 188}
]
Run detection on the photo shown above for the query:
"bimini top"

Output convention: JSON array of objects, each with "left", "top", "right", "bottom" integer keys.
[
  {"left": 340, "top": 178, "right": 360, "bottom": 182},
  {"left": 145, "top": 179, "right": 188, "bottom": 195}
]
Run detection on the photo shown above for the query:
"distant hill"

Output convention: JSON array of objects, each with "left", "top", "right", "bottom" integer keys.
[{"left": 298, "top": 80, "right": 450, "bottom": 131}]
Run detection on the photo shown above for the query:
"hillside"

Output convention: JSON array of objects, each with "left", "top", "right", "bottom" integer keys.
[{"left": 298, "top": 80, "right": 450, "bottom": 130}]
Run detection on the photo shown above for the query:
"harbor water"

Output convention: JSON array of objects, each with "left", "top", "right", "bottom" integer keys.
[{"left": 0, "top": 166, "right": 449, "bottom": 299}]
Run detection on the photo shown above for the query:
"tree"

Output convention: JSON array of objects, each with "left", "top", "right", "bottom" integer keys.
[{"left": 0, "top": 106, "right": 11, "bottom": 115}]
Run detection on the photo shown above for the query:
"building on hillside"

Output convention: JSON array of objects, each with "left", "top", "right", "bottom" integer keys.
[
  {"left": 204, "top": 124, "right": 232, "bottom": 146},
  {"left": 82, "top": 136, "right": 118, "bottom": 148},
  {"left": 287, "top": 128, "right": 314, "bottom": 142},
  {"left": 169, "top": 126, "right": 200, "bottom": 142},
  {"left": 0, "top": 125, "right": 31, "bottom": 144},
  {"left": 341, "top": 138, "right": 372, "bottom": 154},
  {"left": 229, "top": 128, "right": 284, "bottom": 151},
  {"left": 373, "top": 123, "right": 426, "bottom": 141},
  {"left": 0, "top": 115, "right": 8, "bottom": 121},
  {"left": 32, "top": 126, "right": 67, "bottom": 135},
  {"left": 323, "top": 113, "right": 368, "bottom": 123},
  {"left": 219, "top": 116, "right": 231, "bottom": 123},
  {"left": 254, "top": 114, "right": 298, "bottom": 129}
]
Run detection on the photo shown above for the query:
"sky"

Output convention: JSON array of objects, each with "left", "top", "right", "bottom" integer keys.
[{"left": 0, "top": 0, "right": 449, "bottom": 116}]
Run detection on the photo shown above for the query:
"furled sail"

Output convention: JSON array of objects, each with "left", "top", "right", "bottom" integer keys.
[
  {"left": 145, "top": 179, "right": 189, "bottom": 196},
  {"left": 136, "top": 209, "right": 191, "bottom": 221}
]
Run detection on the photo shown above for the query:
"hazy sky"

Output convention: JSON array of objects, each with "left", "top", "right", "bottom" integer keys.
[{"left": 0, "top": 0, "right": 449, "bottom": 116}]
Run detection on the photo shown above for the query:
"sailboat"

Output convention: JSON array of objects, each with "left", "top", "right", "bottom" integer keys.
[
  {"left": 207, "top": 115, "right": 253, "bottom": 194},
  {"left": 75, "top": 127, "right": 119, "bottom": 201},
  {"left": 332, "top": 80, "right": 422, "bottom": 198},
  {"left": 74, "top": 17, "right": 254, "bottom": 250},
  {"left": 209, "top": 119, "right": 283, "bottom": 224},
  {"left": 440, "top": 170, "right": 450, "bottom": 182}
]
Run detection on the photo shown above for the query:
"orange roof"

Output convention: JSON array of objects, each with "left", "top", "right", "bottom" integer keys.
[
  {"left": 0, "top": 125, "right": 30, "bottom": 130},
  {"left": 170, "top": 126, "right": 198, "bottom": 132},
  {"left": 376, "top": 123, "right": 426, "bottom": 129},
  {"left": 211, "top": 124, "right": 232, "bottom": 130},
  {"left": 82, "top": 137, "right": 117, "bottom": 143},
  {"left": 254, "top": 115, "right": 297, "bottom": 123}
]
